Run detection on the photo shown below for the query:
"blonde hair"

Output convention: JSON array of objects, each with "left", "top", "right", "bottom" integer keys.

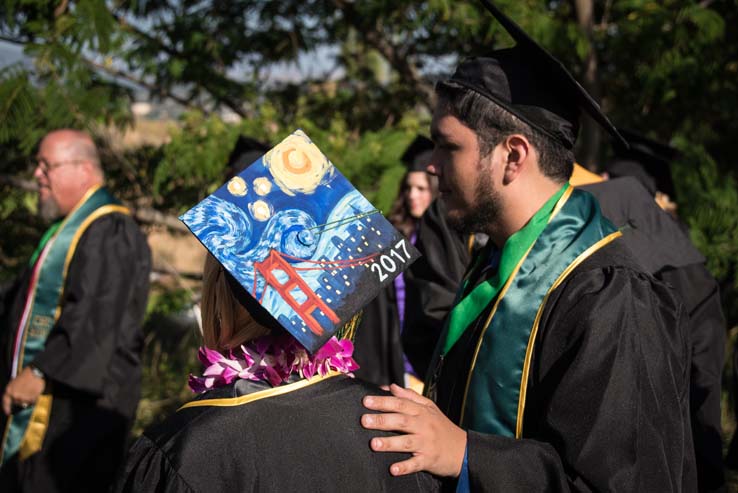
[{"left": 201, "top": 254, "right": 271, "bottom": 352}]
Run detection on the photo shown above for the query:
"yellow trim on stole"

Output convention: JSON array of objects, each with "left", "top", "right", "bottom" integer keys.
[
  {"left": 55, "top": 204, "right": 131, "bottom": 320},
  {"left": 466, "top": 234, "right": 475, "bottom": 256},
  {"left": 179, "top": 372, "right": 342, "bottom": 410},
  {"left": 19, "top": 394, "right": 53, "bottom": 461},
  {"left": 17, "top": 201, "right": 130, "bottom": 461},
  {"left": 514, "top": 230, "right": 622, "bottom": 438},
  {"left": 458, "top": 187, "right": 573, "bottom": 425}
]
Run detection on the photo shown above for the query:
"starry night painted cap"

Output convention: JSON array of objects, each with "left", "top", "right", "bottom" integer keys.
[
  {"left": 446, "top": 0, "right": 627, "bottom": 150},
  {"left": 181, "top": 130, "right": 420, "bottom": 353},
  {"left": 401, "top": 135, "right": 434, "bottom": 172}
]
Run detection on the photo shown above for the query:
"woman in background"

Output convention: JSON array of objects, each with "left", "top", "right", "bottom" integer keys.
[{"left": 354, "top": 136, "right": 437, "bottom": 390}]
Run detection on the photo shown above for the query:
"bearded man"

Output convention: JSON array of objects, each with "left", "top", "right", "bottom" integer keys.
[
  {"left": 361, "top": 3, "right": 696, "bottom": 491},
  {"left": 0, "top": 129, "right": 151, "bottom": 492}
]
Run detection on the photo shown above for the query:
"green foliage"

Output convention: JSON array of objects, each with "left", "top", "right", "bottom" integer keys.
[
  {"left": 672, "top": 136, "right": 738, "bottom": 325},
  {"left": 151, "top": 108, "right": 427, "bottom": 214},
  {"left": 0, "top": 186, "right": 44, "bottom": 281},
  {"left": 154, "top": 113, "right": 235, "bottom": 207}
]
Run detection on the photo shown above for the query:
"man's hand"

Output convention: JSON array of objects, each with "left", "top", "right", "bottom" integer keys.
[
  {"left": 362, "top": 383, "right": 467, "bottom": 477},
  {"left": 2, "top": 366, "right": 45, "bottom": 415}
]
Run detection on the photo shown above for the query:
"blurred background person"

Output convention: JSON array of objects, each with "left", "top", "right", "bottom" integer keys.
[
  {"left": 583, "top": 131, "right": 727, "bottom": 492},
  {"left": 604, "top": 129, "right": 681, "bottom": 218},
  {"left": 354, "top": 136, "right": 437, "bottom": 390},
  {"left": 0, "top": 129, "right": 151, "bottom": 492}
]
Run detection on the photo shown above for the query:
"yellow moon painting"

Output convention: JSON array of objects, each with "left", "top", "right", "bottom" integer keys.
[{"left": 263, "top": 130, "right": 332, "bottom": 196}]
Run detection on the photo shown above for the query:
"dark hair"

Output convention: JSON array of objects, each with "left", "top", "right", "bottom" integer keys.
[
  {"left": 388, "top": 171, "right": 438, "bottom": 238},
  {"left": 435, "top": 81, "right": 573, "bottom": 183}
]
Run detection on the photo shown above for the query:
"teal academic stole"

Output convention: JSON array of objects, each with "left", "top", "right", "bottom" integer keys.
[
  {"left": 430, "top": 187, "right": 621, "bottom": 439},
  {"left": 1, "top": 186, "right": 129, "bottom": 464}
]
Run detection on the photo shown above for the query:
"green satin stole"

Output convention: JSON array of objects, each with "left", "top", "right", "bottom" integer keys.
[
  {"left": 460, "top": 188, "right": 619, "bottom": 437},
  {"left": 441, "top": 184, "right": 570, "bottom": 356},
  {"left": 1, "top": 186, "right": 123, "bottom": 464}
]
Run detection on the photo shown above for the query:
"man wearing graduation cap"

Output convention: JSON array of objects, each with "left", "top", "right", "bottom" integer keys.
[{"left": 361, "top": 2, "right": 696, "bottom": 490}]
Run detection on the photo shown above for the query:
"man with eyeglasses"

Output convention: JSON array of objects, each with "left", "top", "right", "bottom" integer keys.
[{"left": 0, "top": 129, "right": 151, "bottom": 492}]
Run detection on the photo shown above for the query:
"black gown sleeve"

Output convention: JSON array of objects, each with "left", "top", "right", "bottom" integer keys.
[
  {"left": 466, "top": 262, "right": 696, "bottom": 492},
  {"left": 114, "top": 436, "right": 196, "bottom": 493},
  {"left": 658, "top": 263, "right": 726, "bottom": 490},
  {"left": 31, "top": 213, "right": 151, "bottom": 397},
  {"left": 403, "top": 200, "right": 471, "bottom": 378}
]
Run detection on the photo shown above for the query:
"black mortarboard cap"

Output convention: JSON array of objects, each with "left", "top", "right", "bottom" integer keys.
[
  {"left": 608, "top": 129, "right": 679, "bottom": 197},
  {"left": 400, "top": 135, "right": 434, "bottom": 172},
  {"left": 446, "top": 0, "right": 627, "bottom": 150},
  {"left": 226, "top": 135, "right": 271, "bottom": 177}
]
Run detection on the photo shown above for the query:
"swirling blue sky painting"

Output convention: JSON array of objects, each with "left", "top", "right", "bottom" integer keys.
[{"left": 181, "top": 129, "right": 420, "bottom": 352}]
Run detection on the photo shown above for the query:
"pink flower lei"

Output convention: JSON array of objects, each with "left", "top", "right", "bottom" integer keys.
[{"left": 188, "top": 334, "right": 359, "bottom": 393}]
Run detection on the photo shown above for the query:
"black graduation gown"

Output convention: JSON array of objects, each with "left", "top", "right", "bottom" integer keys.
[
  {"left": 115, "top": 375, "right": 440, "bottom": 493},
  {"left": 353, "top": 283, "right": 405, "bottom": 387},
  {"left": 434, "top": 240, "right": 696, "bottom": 491},
  {"left": 406, "top": 180, "right": 723, "bottom": 491},
  {"left": 583, "top": 177, "right": 726, "bottom": 492},
  {"left": 0, "top": 213, "right": 151, "bottom": 492},
  {"left": 402, "top": 199, "right": 475, "bottom": 379}
]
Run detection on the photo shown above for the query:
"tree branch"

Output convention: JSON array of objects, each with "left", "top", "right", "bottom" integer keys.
[
  {"left": 54, "top": 0, "right": 70, "bottom": 19},
  {"left": 81, "top": 57, "right": 209, "bottom": 115},
  {"left": 0, "top": 34, "right": 27, "bottom": 46},
  {"left": 331, "top": 0, "right": 435, "bottom": 110},
  {"left": 111, "top": 11, "right": 248, "bottom": 117}
]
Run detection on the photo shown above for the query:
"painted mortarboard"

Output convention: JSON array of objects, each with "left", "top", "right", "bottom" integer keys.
[
  {"left": 181, "top": 130, "right": 421, "bottom": 353},
  {"left": 401, "top": 135, "right": 435, "bottom": 173},
  {"left": 607, "top": 129, "right": 679, "bottom": 198},
  {"left": 226, "top": 135, "right": 271, "bottom": 177},
  {"left": 445, "top": 0, "right": 627, "bottom": 150}
]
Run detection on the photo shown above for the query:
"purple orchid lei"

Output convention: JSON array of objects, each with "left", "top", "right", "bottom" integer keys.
[{"left": 188, "top": 334, "right": 359, "bottom": 393}]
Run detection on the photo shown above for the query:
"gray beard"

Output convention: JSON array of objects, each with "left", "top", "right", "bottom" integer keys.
[
  {"left": 446, "top": 169, "right": 501, "bottom": 236},
  {"left": 38, "top": 196, "right": 62, "bottom": 223}
]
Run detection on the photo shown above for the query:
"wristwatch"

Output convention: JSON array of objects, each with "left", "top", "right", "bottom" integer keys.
[{"left": 29, "top": 365, "right": 45, "bottom": 380}]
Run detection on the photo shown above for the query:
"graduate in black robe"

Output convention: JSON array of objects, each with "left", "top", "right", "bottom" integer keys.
[
  {"left": 116, "top": 250, "right": 439, "bottom": 493},
  {"left": 0, "top": 130, "right": 151, "bottom": 492},
  {"left": 0, "top": 207, "right": 151, "bottom": 491},
  {"left": 402, "top": 199, "right": 482, "bottom": 380},
  {"left": 405, "top": 168, "right": 724, "bottom": 491},
  {"left": 354, "top": 135, "right": 438, "bottom": 387},
  {"left": 581, "top": 174, "right": 726, "bottom": 492},
  {"left": 117, "top": 374, "right": 439, "bottom": 492},
  {"left": 360, "top": 2, "right": 696, "bottom": 490}
]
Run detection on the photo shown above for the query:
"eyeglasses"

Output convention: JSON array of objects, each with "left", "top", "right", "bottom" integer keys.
[{"left": 30, "top": 157, "right": 83, "bottom": 174}]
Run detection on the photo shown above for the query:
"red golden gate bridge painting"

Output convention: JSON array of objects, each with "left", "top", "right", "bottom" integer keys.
[{"left": 252, "top": 249, "right": 380, "bottom": 336}]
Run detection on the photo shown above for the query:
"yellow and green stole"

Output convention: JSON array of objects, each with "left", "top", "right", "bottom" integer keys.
[
  {"left": 0, "top": 186, "right": 129, "bottom": 464},
  {"left": 427, "top": 185, "right": 621, "bottom": 438}
]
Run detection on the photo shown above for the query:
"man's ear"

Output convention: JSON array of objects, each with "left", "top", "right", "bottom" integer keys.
[{"left": 502, "top": 134, "right": 530, "bottom": 185}]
